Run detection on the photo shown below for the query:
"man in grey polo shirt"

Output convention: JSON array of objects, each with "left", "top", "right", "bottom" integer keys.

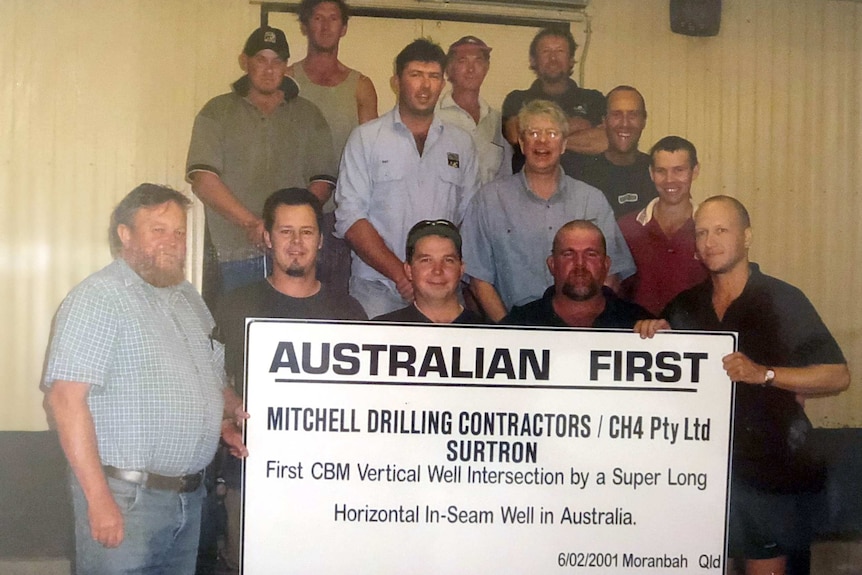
[
  {"left": 43, "top": 184, "right": 246, "bottom": 574},
  {"left": 462, "top": 99, "right": 634, "bottom": 322},
  {"left": 186, "top": 26, "right": 336, "bottom": 304}
]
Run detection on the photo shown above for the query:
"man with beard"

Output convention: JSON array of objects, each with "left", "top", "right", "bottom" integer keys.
[
  {"left": 287, "top": 0, "right": 378, "bottom": 294},
  {"left": 335, "top": 38, "right": 478, "bottom": 318},
  {"left": 213, "top": 188, "right": 365, "bottom": 569},
  {"left": 42, "top": 184, "right": 246, "bottom": 574},
  {"left": 502, "top": 27, "right": 606, "bottom": 171},
  {"left": 635, "top": 196, "right": 850, "bottom": 575},
  {"left": 561, "top": 85, "right": 656, "bottom": 218},
  {"left": 504, "top": 220, "right": 651, "bottom": 327},
  {"left": 186, "top": 26, "right": 336, "bottom": 305},
  {"left": 462, "top": 99, "right": 634, "bottom": 323}
]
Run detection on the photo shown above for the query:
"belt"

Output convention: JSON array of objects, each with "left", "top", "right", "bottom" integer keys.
[{"left": 103, "top": 466, "right": 203, "bottom": 493}]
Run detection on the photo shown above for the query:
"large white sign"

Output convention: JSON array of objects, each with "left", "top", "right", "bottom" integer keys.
[{"left": 241, "top": 320, "right": 735, "bottom": 574}]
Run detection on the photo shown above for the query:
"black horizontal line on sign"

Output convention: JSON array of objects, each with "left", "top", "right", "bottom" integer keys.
[{"left": 272, "top": 379, "right": 698, "bottom": 392}]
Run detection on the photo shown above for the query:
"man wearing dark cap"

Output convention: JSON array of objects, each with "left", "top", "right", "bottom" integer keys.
[
  {"left": 436, "top": 35, "right": 512, "bottom": 186},
  {"left": 375, "top": 220, "right": 483, "bottom": 324},
  {"left": 186, "top": 26, "right": 337, "bottom": 306}
]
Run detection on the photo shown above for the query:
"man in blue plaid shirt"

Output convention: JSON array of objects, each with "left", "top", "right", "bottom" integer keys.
[{"left": 43, "top": 183, "right": 246, "bottom": 575}]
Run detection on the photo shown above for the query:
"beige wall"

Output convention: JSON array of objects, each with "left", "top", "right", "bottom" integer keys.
[{"left": 2, "top": 0, "right": 860, "bottom": 430}]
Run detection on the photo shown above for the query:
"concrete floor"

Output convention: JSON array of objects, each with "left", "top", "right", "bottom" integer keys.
[{"left": 810, "top": 540, "right": 862, "bottom": 574}]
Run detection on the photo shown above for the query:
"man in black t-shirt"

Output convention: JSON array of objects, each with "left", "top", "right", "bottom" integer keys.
[
  {"left": 212, "top": 187, "right": 365, "bottom": 570},
  {"left": 635, "top": 196, "right": 849, "bottom": 575},
  {"left": 561, "top": 85, "right": 656, "bottom": 219},
  {"left": 375, "top": 220, "right": 483, "bottom": 324},
  {"left": 216, "top": 187, "right": 365, "bottom": 391}
]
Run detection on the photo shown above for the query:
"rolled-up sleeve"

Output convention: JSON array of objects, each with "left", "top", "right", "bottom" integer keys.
[{"left": 334, "top": 127, "right": 372, "bottom": 238}]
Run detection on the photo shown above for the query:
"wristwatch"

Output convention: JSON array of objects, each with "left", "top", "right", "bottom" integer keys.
[{"left": 763, "top": 368, "right": 776, "bottom": 387}]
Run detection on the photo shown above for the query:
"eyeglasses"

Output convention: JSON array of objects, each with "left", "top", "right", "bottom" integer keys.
[{"left": 522, "top": 128, "right": 563, "bottom": 141}]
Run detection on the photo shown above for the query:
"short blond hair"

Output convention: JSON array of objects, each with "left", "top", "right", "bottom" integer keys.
[{"left": 517, "top": 99, "right": 568, "bottom": 137}]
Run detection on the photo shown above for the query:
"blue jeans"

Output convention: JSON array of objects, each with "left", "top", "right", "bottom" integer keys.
[
  {"left": 219, "top": 255, "right": 270, "bottom": 295},
  {"left": 71, "top": 473, "right": 204, "bottom": 575}
]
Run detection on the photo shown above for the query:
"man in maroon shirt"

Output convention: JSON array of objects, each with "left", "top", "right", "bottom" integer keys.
[{"left": 617, "top": 136, "right": 708, "bottom": 315}]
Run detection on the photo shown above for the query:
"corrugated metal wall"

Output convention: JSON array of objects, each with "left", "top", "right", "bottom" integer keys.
[
  {"left": 0, "top": 0, "right": 262, "bottom": 430},
  {"left": 2, "top": 0, "right": 860, "bottom": 430},
  {"left": 583, "top": 0, "right": 862, "bottom": 426}
]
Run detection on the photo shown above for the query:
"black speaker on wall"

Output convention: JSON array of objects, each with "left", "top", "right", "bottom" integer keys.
[{"left": 670, "top": 0, "right": 722, "bottom": 37}]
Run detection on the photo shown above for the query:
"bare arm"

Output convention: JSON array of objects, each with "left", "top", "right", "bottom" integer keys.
[
  {"left": 722, "top": 352, "right": 850, "bottom": 396},
  {"left": 469, "top": 277, "right": 507, "bottom": 323},
  {"left": 47, "top": 381, "right": 124, "bottom": 548},
  {"left": 503, "top": 116, "right": 520, "bottom": 147},
  {"left": 604, "top": 273, "right": 621, "bottom": 294},
  {"left": 564, "top": 117, "right": 608, "bottom": 155},
  {"left": 190, "top": 171, "right": 264, "bottom": 250},
  {"left": 356, "top": 74, "right": 378, "bottom": 124},
  {"left": 344, "top": 219, "right": 413, "bottom": 301}
]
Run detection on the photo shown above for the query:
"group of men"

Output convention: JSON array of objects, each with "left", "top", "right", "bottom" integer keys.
[{"left": 41, "top": 1, "right": 849, "bottom": 574}]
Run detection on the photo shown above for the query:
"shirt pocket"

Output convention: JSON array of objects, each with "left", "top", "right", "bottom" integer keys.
[{"left": 373, "top": 160, "right": 407, "bottom": 184}]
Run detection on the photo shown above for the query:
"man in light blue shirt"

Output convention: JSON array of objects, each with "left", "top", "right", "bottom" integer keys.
[
  {"left": 335, "top": 38, "right": 479, "bottom": 318},
  {"left": 462, "top": 100, "right": 635, "bottom": 322}
]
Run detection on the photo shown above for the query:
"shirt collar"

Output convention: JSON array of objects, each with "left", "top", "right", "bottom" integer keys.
[
  {"left": 518, "top": 167, "right": 566, "bottom": 202},
  {"left": 635, "top": 197, "right": 699, "bottom": 226},
  {"left": 529, "top": 77, "right": 579, "bottom": 95},
  {"left": 392, "top": 105, "right": 443, "bottom": 134},
  {"left": 231, "top": 74, "right": 299, "bottom": 102},
  {"left": 438, "top": 91, "right": 490, "bottom": 120}
]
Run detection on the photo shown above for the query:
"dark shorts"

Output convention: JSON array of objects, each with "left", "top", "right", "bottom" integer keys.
[{"left": 728, "top": 477, "right": 814, "bottom": 560}]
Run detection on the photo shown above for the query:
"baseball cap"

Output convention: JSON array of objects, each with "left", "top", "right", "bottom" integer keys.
[
  {"left": 447, "top": 35, "right": 492, "bottom": 56},
  {"left": 406, "top": 219, "right": 462, "bottom": 260},
  {"left": 243, "top": 26, "right": 290, "bottom": 60}
]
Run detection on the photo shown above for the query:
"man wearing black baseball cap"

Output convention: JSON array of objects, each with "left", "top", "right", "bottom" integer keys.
[
  {"left": 242, "top": 26, "right": 290, "bottom": 60},
  {"left": 374, "top": 220, "right": 483, "bottom": 324},
  {"left": 186, "top": 26, "right": 337, "bottom": 307}
]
